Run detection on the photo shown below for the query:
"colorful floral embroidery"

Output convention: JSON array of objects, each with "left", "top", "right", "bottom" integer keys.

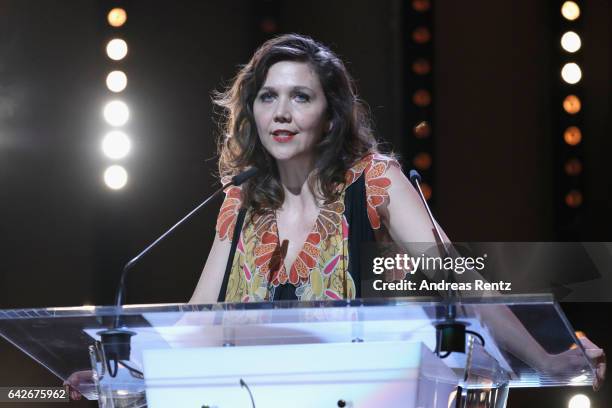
[
  {"left": 216, "top": 185, "right": 242, "bottom": 241},
  {"left": 364, "top": 159, "right": 394, "bottom": 229},
  {"left": 221, "top": 153, "right": 399, "bottom": 302}
]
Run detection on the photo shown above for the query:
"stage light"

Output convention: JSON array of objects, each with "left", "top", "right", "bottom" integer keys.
[
  {"left": 106, "top": 38, "right": 128, "bottom": 61},
  {"left": 412, "top": 58, "right": 431, "bottom": 75},
  {"left": 561, "top": 31, "right": 582, "bottom": 53},
  {"left": 414, "top": 121, "right": 431, "bottom": 138},
  {"left": 564, "top": 158, "right": 582, "bottom": 176},
  {"left": 103, "top": 100, "right": 130, "bottom": 127},
  {"left": 568, "top": 393, "right": 590, "bottom": 408},
  {"left": 412, "top": 0, "right": 430, "bottom": 12},
  {"left": 564, "top": 126, "right": 582, "bottom": 145},
  {"left": 102, "top": 130, "right": 131, "bottom": 159},
  {"left": 107, "top": 8, "right": 127, "bottom": 27},
  {"left": 565, "top": 190, "right": 583, "bottom": 208},
  {"left": 413, "top": 152, "right": 432, "bottom": 170},
  {"left": 561, "top": 1, "right": 580, "bottom": 21},
  {"left": 104, "top": 165, "right": 128, "bottom": 190},
  {"left": 563, "top": 95, "right": 581, "bottom": 114},
  {"left": 561, "top": 63, "right": 582, "bottom": 84},
  {"left": 412, "top": 27, "right": 431, "bottom": 44},
  {"left": 106, "top": 70, "right": 127, "bottom": 93},
  {"left": 413, "top": 89, "right": 431, "bottom": 107}
]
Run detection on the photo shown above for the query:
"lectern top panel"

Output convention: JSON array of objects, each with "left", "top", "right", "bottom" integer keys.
[{"left": 0, "top": 294, "right": 595, "bottom": 397}]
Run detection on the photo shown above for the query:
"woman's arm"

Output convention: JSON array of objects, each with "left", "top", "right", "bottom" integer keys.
[
  {"left": 190, "top": 185, "right": 242, "bottom": 304},
  {"left": 189, "top": 234, "right": 232, "bottom": 304},
  {"left": 379, "top": 165, "right": 605, "bottom": 387}
]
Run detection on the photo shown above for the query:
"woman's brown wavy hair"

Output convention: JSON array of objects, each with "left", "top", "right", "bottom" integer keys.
[{"left": 215, "top": 34, "right": 380, "bottom": 214}]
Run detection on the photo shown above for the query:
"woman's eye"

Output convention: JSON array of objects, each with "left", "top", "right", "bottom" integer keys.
[
  {"left": 294, "top": 93, "right": 310, "bottom": 103},
  {"left": 258, "top": 92, "right": 275, "bottom": 102}
]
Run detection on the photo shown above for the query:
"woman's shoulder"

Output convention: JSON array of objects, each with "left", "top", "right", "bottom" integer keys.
[{"left": 344, "top": 152, "right": 401, "bottom": 187}]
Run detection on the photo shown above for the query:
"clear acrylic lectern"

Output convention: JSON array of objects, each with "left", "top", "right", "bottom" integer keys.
[{"left": 0, "top": 295, "right": 596, "bottom": 407}]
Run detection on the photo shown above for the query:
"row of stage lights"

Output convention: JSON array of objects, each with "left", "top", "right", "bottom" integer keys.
[
  {"left": 559, "top": 1, "right": 591, "bottom": 405},
  {"left": 406, "top": 0, "right": 433, "bottom": 201},
  {"left": 559, "top": 1, "right": 584, "bottom": 213},
  {"left": 101, "top": 7, "right": 130, "bottom": 190}
]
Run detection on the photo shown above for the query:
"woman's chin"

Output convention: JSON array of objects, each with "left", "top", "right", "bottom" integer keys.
[{"left": 267, "top": 148, "right": 306, "bottom": 162}]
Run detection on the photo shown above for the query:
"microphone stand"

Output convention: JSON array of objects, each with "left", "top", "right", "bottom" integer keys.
[
  {"left": 408, "top": 170, "right": 467, "bottom": 357},
  {"left": 97, "top": 168, "right": 258, "bottom": 377}
]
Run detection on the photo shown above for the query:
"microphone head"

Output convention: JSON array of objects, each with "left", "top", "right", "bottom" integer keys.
[
  {"left": 409, "top": 169, "right": 421, "bottom": 184},
  {"left": 231, "top": 167, "right": 259, "bottom": 186}
]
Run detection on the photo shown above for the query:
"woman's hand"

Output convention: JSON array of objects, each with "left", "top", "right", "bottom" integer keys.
[
  {"left": 577, "top": 333, "right": 606, "bottom": 391},
  {"left": 63, "top": 370, "right": 94, "bottom": 400},
  {"left": 543, "top": 333, "right": 606, "bottom": 391}
]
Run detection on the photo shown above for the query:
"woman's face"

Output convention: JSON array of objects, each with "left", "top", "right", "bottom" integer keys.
[{"left": 253, "top": 60, "right": 329, "bottom": 163}]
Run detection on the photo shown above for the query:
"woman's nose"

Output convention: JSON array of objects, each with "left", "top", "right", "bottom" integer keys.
[{"left": 273, "top": 99, "right": 291, "bottom": 123}]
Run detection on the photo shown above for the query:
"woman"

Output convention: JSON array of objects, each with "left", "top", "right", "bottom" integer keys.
[
  {"left": 186, "top": 33, "right": 605, "bottom": 388},
  {"left": 190, "top": 33, "right": 438, "bottom": 304}
]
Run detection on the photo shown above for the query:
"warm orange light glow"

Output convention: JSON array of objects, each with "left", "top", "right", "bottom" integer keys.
[
  {"left": 412, "top": 27, "right": 431, "bottom": 44},
  {"left": 412, "top": 58, "right": 431, "bottom": 75},
  {"left": 107, "top": 8, "right": 127, "bottom": 27},
  {"left": 413, "top": 89, "right": 431, "bottom": 107},
  {"left": 413, "top": 152, "right": 432, "bottom": 170},
  {"left": 565, "top": 190, "right": 583, "bottom": 208},
  {"left": 564, "top": 126, "right": 582, "bottom": 145},
  {"left": 564, "top": 158, "right": 582, "bottom": 176},
  {"left": 420, "top": 183, "right": 432, "bottom": 200},
  {"left": 414, "top": 121, "right": 431, "bottom": 138},
  {"left": 412, "top": 0, "right": 431, "bottom": 12},
  {"left": 563, "top": 95, "right": 581, "bottom": 114}
]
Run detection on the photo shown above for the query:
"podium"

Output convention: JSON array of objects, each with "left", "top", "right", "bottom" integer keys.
[{"left": 0, "top": 295, "right": 595, "bottom": 407}]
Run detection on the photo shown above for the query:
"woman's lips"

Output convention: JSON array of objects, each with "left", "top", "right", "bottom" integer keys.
[{"left": 272, "top": 133, "right": 296, "bottom": 143}]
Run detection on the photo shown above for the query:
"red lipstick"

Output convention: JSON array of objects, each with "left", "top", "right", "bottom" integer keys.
[{"left": 272, "top": 130, "right": 297, "bottom": 143}]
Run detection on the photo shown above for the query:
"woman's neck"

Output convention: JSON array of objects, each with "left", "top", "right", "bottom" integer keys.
[{"left": 275, "top": 155, "right": 318, "bottom": 209}]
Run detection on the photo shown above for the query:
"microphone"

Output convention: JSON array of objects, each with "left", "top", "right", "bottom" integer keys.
[
  {"left": 409, "top": 169, "right": 421, "bottom": 184},
  {"left": 98, "top": 167, "right": 258, "bottom": 377},
  {"left": 231, "top": 167, "right": 259, "bottom": 186}
]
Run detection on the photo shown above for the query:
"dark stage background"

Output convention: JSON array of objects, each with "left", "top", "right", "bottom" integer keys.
[{"left": 0, "top": 0, "right": 610, "bottom": 407}]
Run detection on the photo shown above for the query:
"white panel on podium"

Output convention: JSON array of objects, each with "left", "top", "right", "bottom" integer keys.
[{"left": 143, "top": 341, "right": 458, "bottom": 408}]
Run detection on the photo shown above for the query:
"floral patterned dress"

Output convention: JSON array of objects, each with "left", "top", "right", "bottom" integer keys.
[{"left": 216, "top": 153, "right": 399, "bottom": 302}]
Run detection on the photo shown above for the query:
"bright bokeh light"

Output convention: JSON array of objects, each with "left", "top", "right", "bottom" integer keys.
[
  {"left": 103, "top": 100, "right": 130, "bottom": 126},
  {"left": 107, "top": 8, "right": 127, "bottom": 27},
  {"left": 564, "top": 126, "right": 582, "bottom": 145},
  {"left": 414, "top": 121, "right": 431, "bottom": 138},
  {"left": 561, "top": 1, "right": 580, "bottom": 21},
  {"left": 568, "top": 394, "right": 590, "bottom": 408},
  {"left": 106, "top": 39, "right": 128, "bottom": 61},
  {"left": 104, "top": 165, "right": 128, "bottom": 190},
  {"left": 106, "top": 70, "right": 127, "bottom": 93},
  {"left": 563, "top": 95, "right": 581, "bottom": 114},
  {"left": 561, "top": 31, "right": 582, "bottom": 53},
  {"left": 561, "top": 63, "right": 582, "bottom": 84},
  {"left": 102, "top": 130, "right": 131, "bottom": 159}
]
